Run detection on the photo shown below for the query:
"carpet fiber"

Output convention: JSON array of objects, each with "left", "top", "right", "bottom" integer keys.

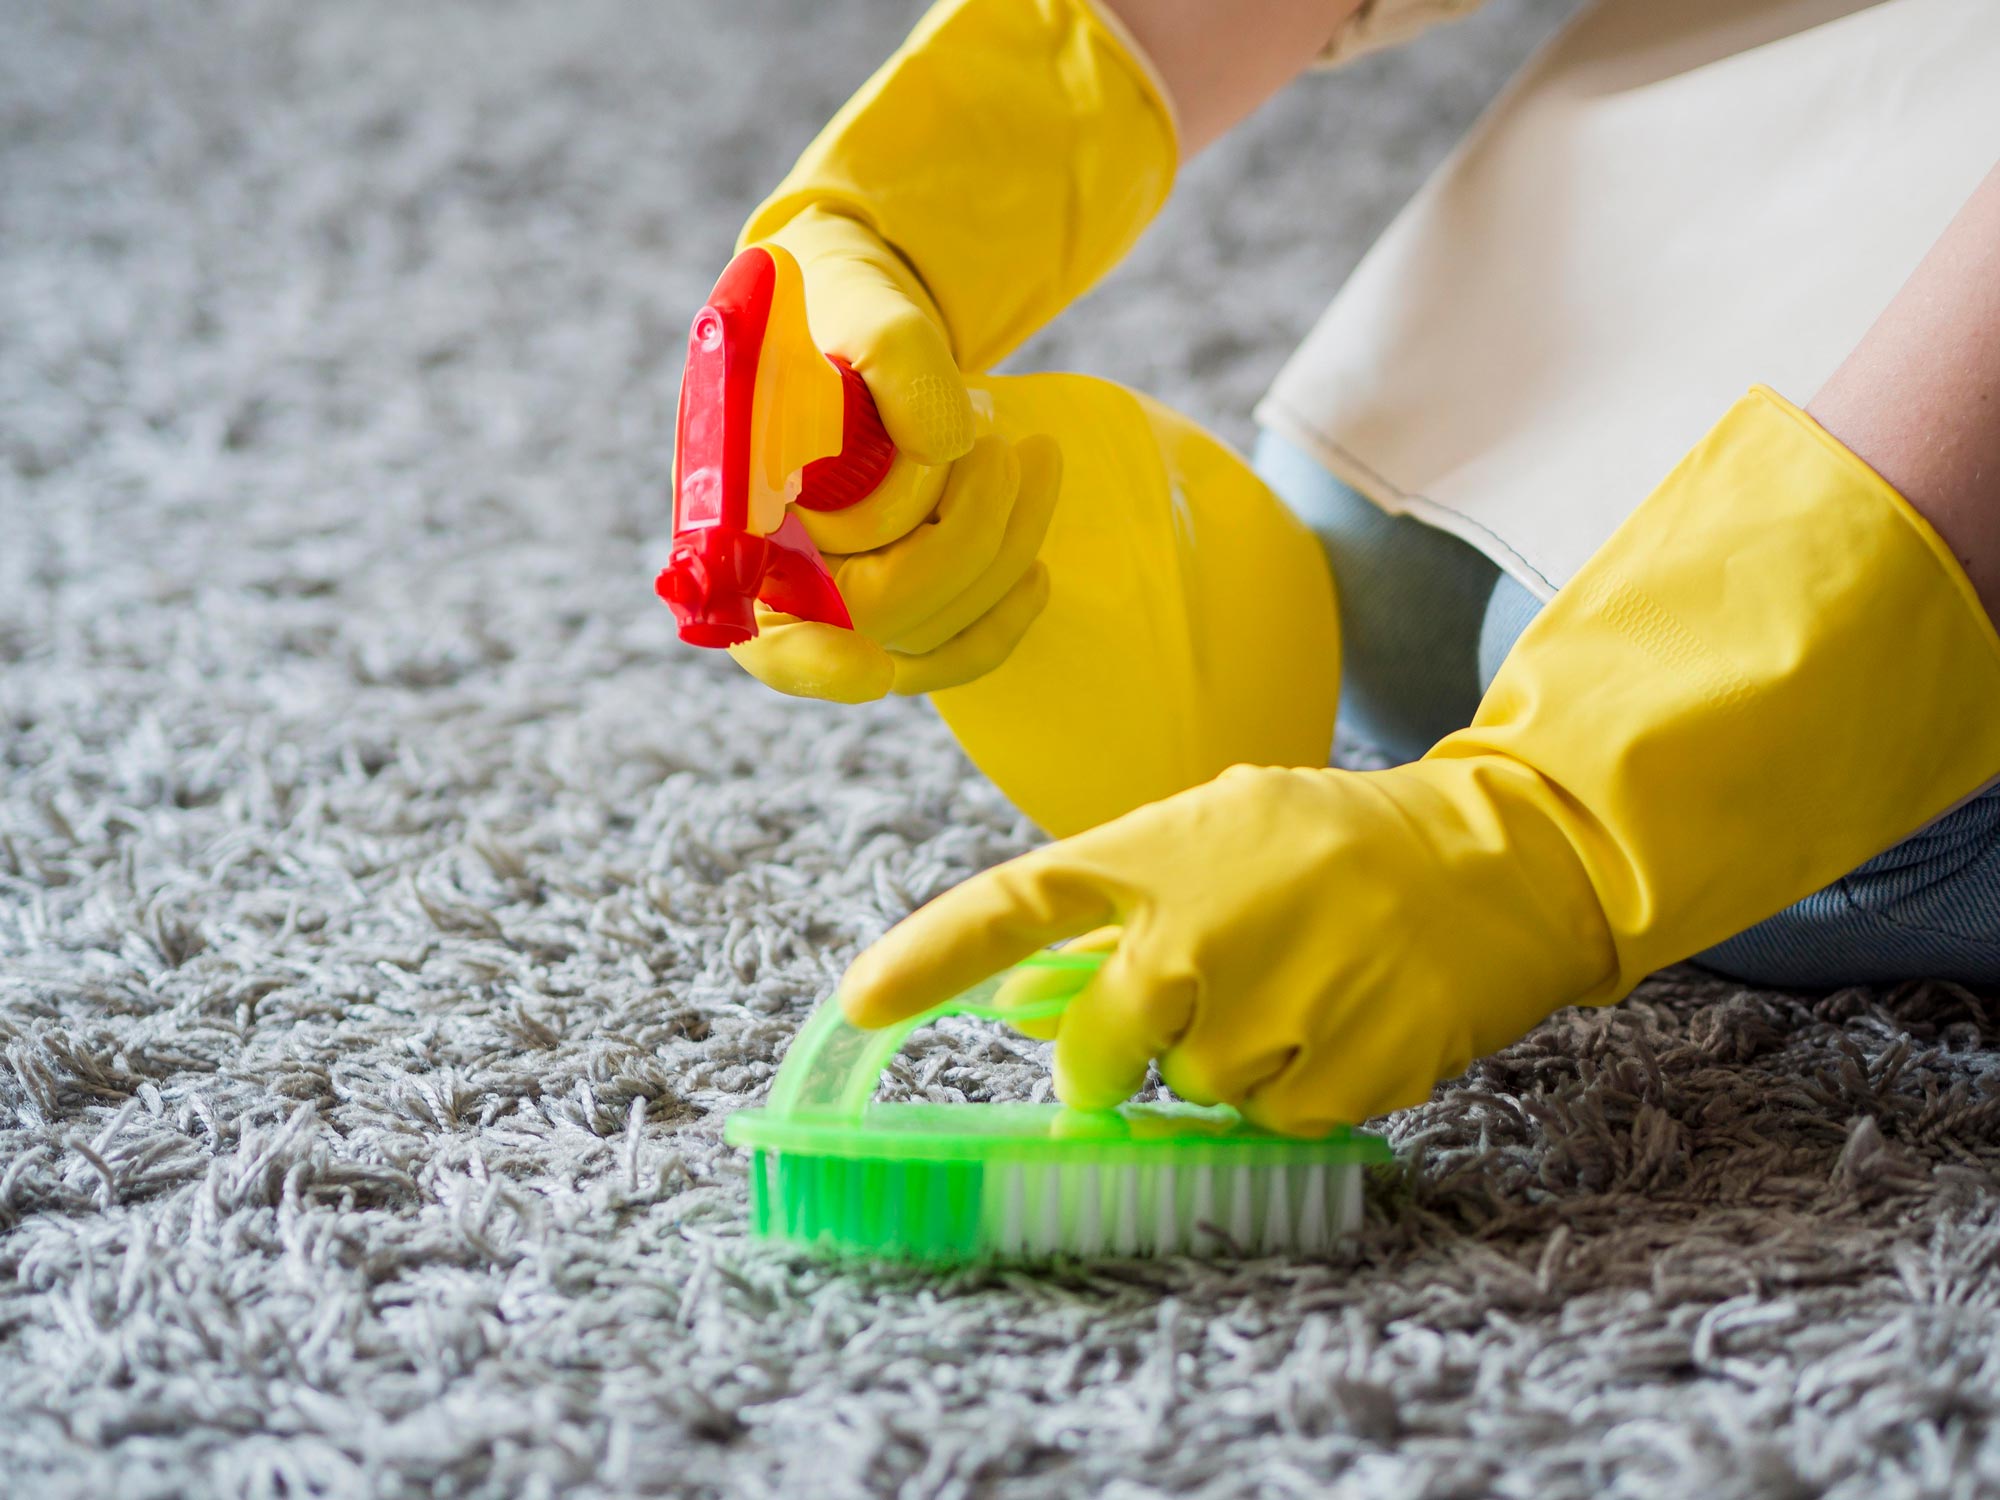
[{"left": 8, "top": 1, "right": 2000, "bottom": 1495}]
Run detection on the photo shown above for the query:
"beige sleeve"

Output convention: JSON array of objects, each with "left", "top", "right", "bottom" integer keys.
[{"left": 1316, "top": 0, "right": 1490, "bottom": 66}]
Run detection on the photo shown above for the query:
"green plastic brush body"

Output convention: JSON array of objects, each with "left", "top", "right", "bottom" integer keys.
[{"left": 726, "top": 953, "right": 1392, "bottom": 1263}]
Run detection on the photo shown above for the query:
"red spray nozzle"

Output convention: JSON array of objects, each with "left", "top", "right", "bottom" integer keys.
[
  {"left": 659, "top": 245, "right": 896, "bottom": 647},
  {"left": 656, "top": 529, "right": 759, "bottom": 648}
]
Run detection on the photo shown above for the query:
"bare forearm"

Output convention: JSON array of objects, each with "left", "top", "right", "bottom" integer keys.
[
  {"left": 1810, "top": 162, "right": 2000, "bottom": 624},
  {"left": 1100, "top": 0, "right": 1360, "bottom": 158}
]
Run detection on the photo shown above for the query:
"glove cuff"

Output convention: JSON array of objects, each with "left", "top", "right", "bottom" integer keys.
[{"left": 1435, "top": 386, "right": 2000, "bottom": 1003}]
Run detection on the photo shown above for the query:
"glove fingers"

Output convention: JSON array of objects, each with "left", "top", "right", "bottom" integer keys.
[
  {"left": 835, "top": 438, "right": 1017, "bottom": 642},
  {"left": 781, "top": 210, "right": 975, "bottom": 466},
  {"left": 887, "top": 562, "right": 1048, "bottom": 696},
  {"left": 726, "top": 613, "right": 895, "bottom": 704},
  {"left": 795, "top": 450, "right": 950, "bottom": 557},
  {"left": 889, "top": 433, "right": 1061, "bottom": 655},
  {"left": 1157, "top": 1040, "right": 1302, "bottom": 1116},
  {"left": 839, "top": 845, "right": 1123, "bottom": 1029},
  {"left": 995, "top": 924, "right": 1123, "bottom": 1041},
  {"left": 1147, "top": 915, "right": 1329, "bottom": 1125},
  {"left": 1235, "top": 1000, "right": 1452, "bottom": 1137},
  {"left": 1053, "top": 936, "right": 1197, "bottom": 1111}
]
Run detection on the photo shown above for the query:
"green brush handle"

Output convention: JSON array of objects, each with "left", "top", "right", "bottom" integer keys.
[{"left": 765, "top": 951, "right": 1106, "bottom": 1122}]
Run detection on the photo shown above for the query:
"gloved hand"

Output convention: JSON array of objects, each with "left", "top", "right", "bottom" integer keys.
[
  {"left": 756, "top": 206, "right": 976, "bottom": 505},
  {"left": 841, "top": 389, "right": 2000, "bottom": 1133},
  {"left": 738, "top": 0, "right": 1177, "bottom": 552},
  {"left": 729, "top": 434, "right": 1062, "bottom": 702}
]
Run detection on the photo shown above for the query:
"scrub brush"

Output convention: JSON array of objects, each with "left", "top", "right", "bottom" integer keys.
[{"left": 725, "top": 952, "right": 1392, "bottom": 1262}]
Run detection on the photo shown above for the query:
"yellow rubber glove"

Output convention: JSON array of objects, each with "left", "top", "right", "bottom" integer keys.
[
  {"left": 728, "top": 435, "right": 1062, "bottom": 702},
  {"left": 841, "top": 388, "right": 2000, "bottom": 1134},
  {"left": 932, "top": 374, "right": 1340, "bottom": 836},
  {"left": 741, "top": 0, "right": 1178, "bottom": 551}
]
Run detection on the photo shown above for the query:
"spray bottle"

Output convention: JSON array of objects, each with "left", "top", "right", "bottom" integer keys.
[{"left": 659, "top": 246, "right": 1341, "bottom": 837}]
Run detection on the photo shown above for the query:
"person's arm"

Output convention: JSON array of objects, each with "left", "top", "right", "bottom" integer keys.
[
  {"left": 1101, "top": 0, "right": 1361, "bottom": 157},
  {"left": 1810, "top": 162, "right": 2000, "bottom": 626},
  {"left": 837, "top": 165, "right": 2000, "bottom": 1135}
]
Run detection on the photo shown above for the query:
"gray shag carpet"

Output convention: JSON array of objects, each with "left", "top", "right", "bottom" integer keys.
[{"left": 8, "top": 0, "right": 2000, "bottom": 1495}]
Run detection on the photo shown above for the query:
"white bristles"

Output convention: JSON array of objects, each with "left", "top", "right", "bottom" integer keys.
[
  {"left": 1074, "top": 1164, "right": 1103, "bottom": 1255},
  {"left": 1228, "top": 1168, "right": 1255, "bottom": 1247},
  {"left": 1038, "top": 1164, "right": 1063, "bottom": 1256},
  {"left": 1338, "top": 1160, "right": 1363, "bottom": 1235},
  {"left": 974, "top": 1157, "right": 1368, "bottom": 1260},
  {"left": 1151, "top": 1164, "right": 1178, "bottom": 1255},
  {"left": 1298, "top": 1163, "right": 1328, "bottom": 1246},
  {"left": 1262, "top": 1167, "right": 1292, "bottom": 1252},
  {"left": 1112, "top": 1166, "right": 1140, "bottom": 1255},
  {"left": 1190, "top": 1163, "right": 1216, "bottom": 1243}
]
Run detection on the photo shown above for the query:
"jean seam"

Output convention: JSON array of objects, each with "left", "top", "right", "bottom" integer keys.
[{"left": 1827, "top": 867, "right": 2000, "bottom": 953}]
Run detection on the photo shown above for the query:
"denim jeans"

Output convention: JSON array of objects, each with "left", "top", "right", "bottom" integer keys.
[{"left": 1253, "top": 429, "right": 2000, "bottom": 989}]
